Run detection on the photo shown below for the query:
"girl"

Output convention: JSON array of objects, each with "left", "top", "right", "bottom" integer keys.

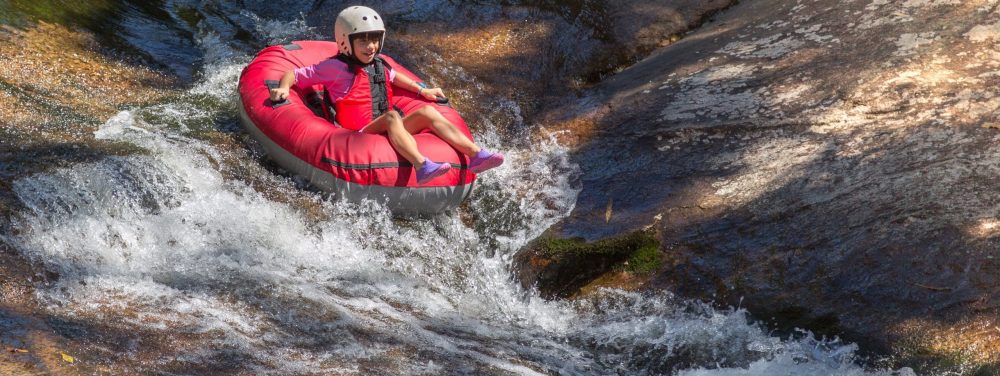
[{"left": 268, "top": 6, "right": 504, "bottom": 184}]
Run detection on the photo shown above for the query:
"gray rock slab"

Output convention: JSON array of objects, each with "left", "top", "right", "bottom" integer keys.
[{"left": 528, "top": 0, "right": 1000, "bottom": 355}]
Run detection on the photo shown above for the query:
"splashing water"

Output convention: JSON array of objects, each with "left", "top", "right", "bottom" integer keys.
[{"left": 1, "top": 2, "right": 916, "bottom": 375}]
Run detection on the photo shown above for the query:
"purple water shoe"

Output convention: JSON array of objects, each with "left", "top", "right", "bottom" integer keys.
[
  {"left": 416, "top": 159, "right": 451, "bottom": 184},
  {"left": 469, "top": 149, "right": 504, "bottom": 173}
]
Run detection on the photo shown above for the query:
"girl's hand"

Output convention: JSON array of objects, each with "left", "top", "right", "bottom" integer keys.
[
  {"left": 419, "top": 87, "right": 444, "bottom": 101},
  {"left": 269, "top": 87, "right": 289, "bottom": 102}
]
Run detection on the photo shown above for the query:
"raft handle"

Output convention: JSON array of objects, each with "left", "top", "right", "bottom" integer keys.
[
  {"left": 418, "top": 81, "right": 450, "bottom": 106},
  {"left": 264, "top": 80, "right": 291, "bottom": 109}
]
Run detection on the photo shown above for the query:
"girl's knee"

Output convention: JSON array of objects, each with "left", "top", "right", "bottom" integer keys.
[
  {"left": 385, "top": 112, "right": 405, "bottom": 129},
  {"left": 385, "top": 110, "right": 403, "bottom": 122}
]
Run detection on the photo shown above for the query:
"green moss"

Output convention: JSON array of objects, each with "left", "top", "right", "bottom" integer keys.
[
  {"left": 535, "top": 230, "right": 662, "bottom": 273},
  {"left": 540, "top": 236, "right": 590, "bottom": 254},
  {"left": 0, "top": 0, "right": 119, "bottom": 27},
  {"left": 623, "top": 239, "right": 662, "bottom": 275},
  {"left": 0, "top": 0, "right": 172, "bottom": 55}
]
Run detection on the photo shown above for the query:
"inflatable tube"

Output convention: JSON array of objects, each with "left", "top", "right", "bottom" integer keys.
[{"left": 238, "top": 41, "right": 476, "bottom": 215}]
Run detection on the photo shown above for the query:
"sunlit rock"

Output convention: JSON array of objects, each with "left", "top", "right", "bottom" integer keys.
[{"left": 516, "top": 0, "right": 1000, "bottom": 372}]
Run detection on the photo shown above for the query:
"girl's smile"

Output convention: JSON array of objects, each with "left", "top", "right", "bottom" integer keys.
[{"left": 352, "top": 31, "right": 382, "bottom": 63}]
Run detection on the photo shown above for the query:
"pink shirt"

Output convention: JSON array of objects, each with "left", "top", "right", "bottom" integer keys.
[{"left": 293, "top": 58, "right": 396, "bottom": 100}]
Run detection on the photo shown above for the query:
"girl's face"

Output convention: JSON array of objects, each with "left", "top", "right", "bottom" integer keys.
[{"left": 351, "top": 32, "right": 382, "bottom": 64}]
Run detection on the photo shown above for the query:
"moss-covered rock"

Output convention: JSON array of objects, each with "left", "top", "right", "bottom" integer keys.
[{"left": 513, "top": 229, "right": 662, "bottom": 299}]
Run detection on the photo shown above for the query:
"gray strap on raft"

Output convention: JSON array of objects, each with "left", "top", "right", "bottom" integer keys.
[
  {"left": 322, "top": 157, "right": 466, "bottom": 170},
  {"left": 323, "top": 158, "right": 411, "bottom": 170},
  {"left": 264, "top": 80, "right": 291, "bottom": 108},
  {"left": 282, "top": 43, "right": 302, "bottom": 50}
]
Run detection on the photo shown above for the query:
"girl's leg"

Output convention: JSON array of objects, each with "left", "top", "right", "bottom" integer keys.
[
  {"left": 362, "top": 111, "right": 451, "bottom": 183},
  {"left": 402, "top": 106, "right": 479, "bottom": 156},
  {"left": 361, "top": 111, "right": 424, "bottom": 167},
  {"left": 402, "top": 106, "right": 505, "bottom": 173}
]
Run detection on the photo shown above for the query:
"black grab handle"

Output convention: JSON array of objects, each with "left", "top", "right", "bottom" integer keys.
[
  {"left": 271, "top": 98, "right": 291, "bottom": 108},
  {"left": 417, "top": 81, "right": 449, "bottom": 105},
  {"left": 264, "top": 79, "right": 291, "bottom": 108}
]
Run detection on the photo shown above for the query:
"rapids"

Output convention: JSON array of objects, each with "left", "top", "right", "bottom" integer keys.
[{"left": 2, "top": 0, "right": 915, "bottom": 374}]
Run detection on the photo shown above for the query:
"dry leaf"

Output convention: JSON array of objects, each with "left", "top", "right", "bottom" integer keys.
[
  {"left": 604, "top": 199, "right": 613, "bottom": 223},
  {"left": 60, "top": 352, "right": 75, "bottom": 363}
]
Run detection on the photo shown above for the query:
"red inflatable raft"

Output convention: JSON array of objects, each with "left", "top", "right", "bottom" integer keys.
[{"left": 238, "top": 41, "right": 476, "bottom": 215}]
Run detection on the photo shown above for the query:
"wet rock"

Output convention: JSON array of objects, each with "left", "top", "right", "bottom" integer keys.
[
  {"left": 386, "top": 0, "right": 737, "bottom": 138},
  {"left": 597, "top": 0, "right": 738, "bottom": 81},
  {"left": 518, "top": 0, "right": 1000, "bottom": 371},
  {"left": 0, "top": 21, "right": 177, "bottom": 186},
  {"left": 514, "top": 229, "right": 662, "bottom": 299},
  {"left": 0, "top": 18, "right": 185, "bottom": 374}
]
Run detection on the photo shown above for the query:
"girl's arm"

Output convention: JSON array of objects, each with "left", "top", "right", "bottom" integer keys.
[
  {"left": 269, "top": 70, "right": 295, "bottom": 101},
  {"left": 394, "top": 73, "right": 444, "bottom": 100}
]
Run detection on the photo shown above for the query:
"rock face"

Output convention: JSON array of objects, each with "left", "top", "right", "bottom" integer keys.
[
  {"left": 514, "top": 229, "right": 661, "bottom": 299},
  {"left": 379, "top": 0, "right": 737, "bottom": 140},
  {"left": 518, "top": 0, "right": 1000, "bottom": 369}
]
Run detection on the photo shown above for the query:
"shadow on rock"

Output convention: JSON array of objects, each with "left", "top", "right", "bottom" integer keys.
[{"left": 516, "top": 0, "right": 1000, "bottom": 372}]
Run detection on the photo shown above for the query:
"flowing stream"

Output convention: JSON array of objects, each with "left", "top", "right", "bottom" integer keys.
[{"left": 3, "top": 1, "right": 915, "bottom": 374}]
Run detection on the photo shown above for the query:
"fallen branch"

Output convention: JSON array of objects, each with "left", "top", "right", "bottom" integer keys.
[{"left": 910, "top": 281, "right": 953, "bottom": 292}]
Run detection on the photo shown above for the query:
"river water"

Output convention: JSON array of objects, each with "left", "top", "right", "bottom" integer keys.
[{"left": 3, "top": 0, "right": 914, "bottom": 374}]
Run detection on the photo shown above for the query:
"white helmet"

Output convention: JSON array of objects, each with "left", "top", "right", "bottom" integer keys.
[{"left": 334, "top": 6, "right": 386, "bottom": 56}]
